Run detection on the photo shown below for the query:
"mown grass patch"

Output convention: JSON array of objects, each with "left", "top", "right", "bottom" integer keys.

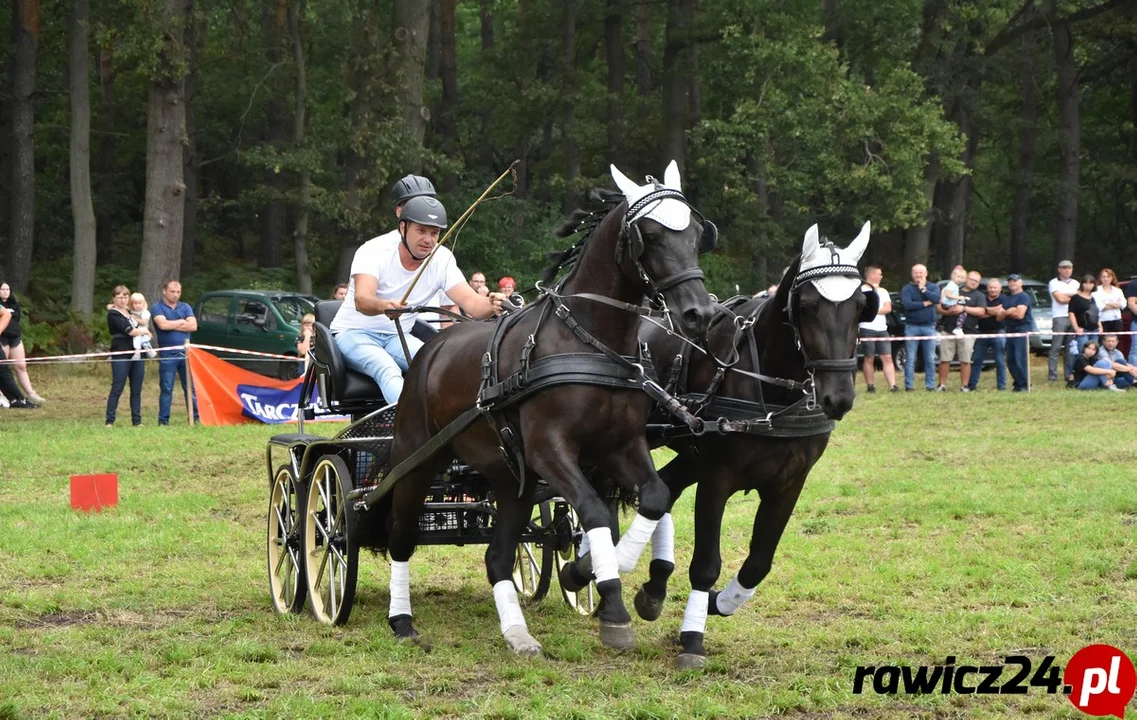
[{"left": 1, "top": 361, "right": 1134, "bottom": 718}]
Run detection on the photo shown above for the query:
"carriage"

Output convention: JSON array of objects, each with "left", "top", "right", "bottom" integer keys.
[{"left": 264, "top": 301, "right": 599, "bottom": 627}]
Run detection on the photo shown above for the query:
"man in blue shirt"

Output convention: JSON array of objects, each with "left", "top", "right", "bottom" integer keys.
[
  {"left": 1002, "top": 274, "right": 1033, "bottom": 391},
  {"left": 151, "top": 279, "right": 200, "bottom": 425},
  {"left": 900, "top": 264, "right": 941, "bottom": 391}
]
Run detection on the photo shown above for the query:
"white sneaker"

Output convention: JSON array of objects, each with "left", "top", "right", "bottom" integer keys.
[
  {"left": 0, "top": 395, "right": 8, "bottom": 408},
  {"left": 146, "top": 348, "right": 158, "bottom": 359},
  {"left": 28, "top": 393, "right": 45, "bottom": 406},
  {"left": 1107, "top": 384, "right": 1125, "bottom": 393}
]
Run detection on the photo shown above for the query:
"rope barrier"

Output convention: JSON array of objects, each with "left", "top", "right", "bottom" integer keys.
[
  {"left": 0, "top": 343, "right": 297, "bottom": 366},
  {"left": 856, "top": 328, "right": 1137, "bottom": 343}
]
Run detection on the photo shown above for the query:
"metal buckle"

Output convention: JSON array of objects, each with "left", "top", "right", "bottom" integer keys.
[{"left": 555, "top": 303, "right": 570, "bottom": 320}]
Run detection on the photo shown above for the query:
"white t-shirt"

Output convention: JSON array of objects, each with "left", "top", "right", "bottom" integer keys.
[
  {"left": 1092, "top": 286, "right": 1125, "bottom": 322},
  {"left": 859, "top": 286, "right": 890, "bottom": 332},
  {"left": 330, "top": 230, "right": 466, "bottom": 335},
  {"left": 1048, "top": 277, "right": 1080, "bottom": 318}
]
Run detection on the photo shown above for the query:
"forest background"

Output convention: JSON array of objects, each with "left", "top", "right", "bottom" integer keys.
[{"left": 1, "top": 0, "right": 1135, "bottom": 353}]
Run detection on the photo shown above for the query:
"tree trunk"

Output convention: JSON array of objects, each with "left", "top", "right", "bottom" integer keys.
[
  {"left": 260, "top": 0, "right": 288, "bottom": 269},
  {"left": 427, "top": 0, "right": 440, "bottom": 80},
  {"left": 604, "top": 0, "right": 624, "bottom": 158},
  {"left": 290, "top": 0, "right": 311, "bottom": 295},
  {"left": 1009, "top": 6, "right": 1037, "bottom": 275},
  {"left": 1051, "top": 5, "right": 1080, "bottom": 265},
  {"left": 438, "top": 0, "right": 459, "bottom": 188},
  {"left": 661, "top": 0, "right": 697, "bottom": 175},
  {"left": 181, "top": 0, "right": 199, "bottom": 276},
  {"left": 562, "top": 0, "right": 580, "bottom": 215},
  {"left": 0, "top": 53, "right": 10, "bottom": 265},
  {"left": 822, "top": 0, "right": 844, "bottom": 51},
  {"left": 95, "top": 42, "right": 116, "bottom": 263},
  {"left": 634, "top": 0, "right": 652, "bottom": 98},
  {"left": 478, "top": 0, "right": 495, "bottom": 170},
  {"left": 8, "top": 0, "right": 39, "bottom": 294},
  {"left": 393, "top": 0, "right": 430, "bottom": 157},
  {"left": 932, "top": 92, "right": 978, "bottom": 277},
  {"left": 69, "top": 0, "right": 97, "bottom": 317},
  {"left": 904, "top": 157, "right": 939, "bottom": 268},
  {"left": 138, "top": 0, "right": 187, "bottom": 307}
]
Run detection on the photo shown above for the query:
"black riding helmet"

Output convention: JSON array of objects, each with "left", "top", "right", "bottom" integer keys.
[
  {"left": 399, "top": 196, "right": 449, "bottom": 229},
  {"left": 391, "top": 174, "right": 437, "bottom": 206},
  {"left": 399, "top": 196, "right": 449, "bottom": 260}
]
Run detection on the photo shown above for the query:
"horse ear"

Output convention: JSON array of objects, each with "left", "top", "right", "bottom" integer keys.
[
  {"left": 801, "top": 224, "right": 820, "bottom": 260},
  {"left": 610, "top": 164, "right": 640, "bottom": 198},
  {"left": 844, "top": 220, "right": 871, "bottom": 264},
  {"left": 663, "top": 160, "right": 682, "bottom": 190}
]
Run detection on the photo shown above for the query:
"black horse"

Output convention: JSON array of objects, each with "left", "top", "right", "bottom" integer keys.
[
  {"left": 381, "top": 163, "right": 716, "bottom": 656},
  {"left": 565, "top": 222, "right": 875, "bottom": 668}
]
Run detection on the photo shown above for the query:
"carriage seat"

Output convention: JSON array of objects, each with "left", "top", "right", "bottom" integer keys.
[{"left": 310, "top": 300, "right": 441, "bottom": 408}]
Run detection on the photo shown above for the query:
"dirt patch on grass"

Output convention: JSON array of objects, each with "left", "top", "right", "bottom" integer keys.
[{"left": 16, "top": 611, "right": 99, "bottom": 629}]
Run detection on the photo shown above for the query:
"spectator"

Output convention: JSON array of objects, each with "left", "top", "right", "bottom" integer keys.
[
  {"left": 858, "top": 266, "right": 897, "bottom": 393},
  {"left": 106, "top": 286, "right": 148, "bottom": 426},
  {"left": 0, "top": 281, "right": 45, "bottom": 405},
  {"left": 469, "top": 272, "right": 489, "bottom": 296},
  {"left": 1126, "top": 278, "right": 1137, "bottom": 368},
  {"left": 1071, "top": 340, "right": 1126, "bottom": 392},
  {"left": 296, "top": 312, "right": 315, "bottom": 368},
  {"left": 900, "top": 264, "right": 941, "bottom": 391},
  {"left": 151, "top": 279, "right": 200, "bottom": 426},
  {"left": 967, "top": 278, "right": 1008, "bottom": 391},
  {"left": 1067, "top": 274, "right": 1102, "bottom": 365},
  {"left": 332, "top": 283, "right": 348, "bottom": 301},
  {"left": 1098, "top": 334, "right": 1137, "bottom": 388},
  {"left": 1092, "top": 268, "right": 1125, "bottom": 333},
  {"left": 936, "top": 269, "right": 987, "bottom": 391},
  {"left": 1003, "top": 274, "right": 1033, "bottom": 392},
  {"left": 1047, "top": 260, "right": 1079, "bottom": 383},
  {"left": 129, "top": 292, "right": 157, "bottom": 359},
  {"left": 499, "top": 276, "right": 525, "bottom": 307},
  {"left": 939, "top": 265, "right": 968, "bottom": 337},
  {"left": 0, "top": 303, "right": 36, "bottom": 408}
]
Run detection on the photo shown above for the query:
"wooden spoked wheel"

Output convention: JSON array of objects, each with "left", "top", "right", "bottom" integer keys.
[
  {"left": 513, "top": 502, "right": 554, "bottom": 603},
  {"left": 554, "top": 503, "right": 598, "bottom": 616},
  {"left": 267, "top": 464, "right": 307, "bottom": 615},
  {"left": 303, "top": 454, "right": 359, "bottom": 626}
]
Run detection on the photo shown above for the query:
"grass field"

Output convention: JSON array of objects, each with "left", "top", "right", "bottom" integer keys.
[{"left": 1, "top": 358, "right": 1135, "bottom": 719}]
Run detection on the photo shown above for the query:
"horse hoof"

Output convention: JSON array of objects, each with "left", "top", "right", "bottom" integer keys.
[
  {"left": 503, "top": 626, "right": 543, "bottom": 658},
  {"left": 676, "top": 653, "right": 706, "bottom": 670},
  {"left": 598, "top": 621, "right": 636, "bottom": 651},
  {"left": 558, "top": 554, "right": 593, "bottom": 593},
  {"left": 634, "top": 586, "right": 664, "bottom": 622}
]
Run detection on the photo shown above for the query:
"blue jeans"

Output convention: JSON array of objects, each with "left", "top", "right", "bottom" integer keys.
[
  {"left": 904, "top": 323, "right": 937, "bottom": 390},
  {"left": 158, "top": 352, "right": 199, "bottom": 425},
  {"left": 1128, "top": 321, "right": 1137, "bottom": 368},
  {"left": 106, "top": 356, "right": 145, "bottom": 425},
  {"left": 968, "top": 336, "right": 1006, "bottom": 390},
  {"left": 1006, "top": 334, "right": 1029, "bottom": 390},
  {"left": 336, "top": 329, "right": 423, "bottom": 404}
]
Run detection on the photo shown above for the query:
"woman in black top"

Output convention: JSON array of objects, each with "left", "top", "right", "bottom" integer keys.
[
  {"left": 1066, "top": 274, "right": 1101, "bottom": 361},
  {"left": 0, "top": 281, "right": 45, "bottom": 405},
  {"left": 106, "top": 285, "right": 148, "bottom": 426}
]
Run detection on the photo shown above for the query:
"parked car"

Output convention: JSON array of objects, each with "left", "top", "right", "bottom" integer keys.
[{"left": 192, "top": 290, "right": 318, "bottom": 379}]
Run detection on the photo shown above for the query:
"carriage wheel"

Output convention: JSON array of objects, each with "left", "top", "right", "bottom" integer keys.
[
  {"left": 553, "top": 502, "right": 598, "bottom": 616},
  {"left": 512, "top": 502, "right": 553, "bottom": 603},
  {"left": 267, "top": 464, "right": 307, "bottom": 614},
  {"left": 303, "top": 454, "right": 360, "bottom": 626}
]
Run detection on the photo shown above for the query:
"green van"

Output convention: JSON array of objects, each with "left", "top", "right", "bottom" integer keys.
[{"left": 192, "top": 290, "right": 317, "bottom": 379}]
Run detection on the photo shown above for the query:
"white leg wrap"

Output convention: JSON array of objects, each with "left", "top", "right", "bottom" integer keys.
[
  {"left": 586, "top": 527, "right": 619, "bottom": 584},
  {"left": 680, "top": 590, "right": 709, "bottom": 635},
  {"left": 714, "top": 573, "right": 756, "bottom": 616},
  {"left": 650, "top": 513, "right": 674, "bottom": 564},
  {"left": 492, "top": 580, "right": 528, "bottom": 635},
  {"left": 615, "top": 513, "right": 658, "bottom": 574},
  {"left": 578, "top": 528, "right": 591, "bottom": 556},
  {"left": 388, "top": 560, "right": 412, "bottom": 618}
]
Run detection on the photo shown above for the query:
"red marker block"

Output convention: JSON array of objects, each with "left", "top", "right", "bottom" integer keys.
[{"left": 70, "top": 474, "right": 119, "bottom": 512}]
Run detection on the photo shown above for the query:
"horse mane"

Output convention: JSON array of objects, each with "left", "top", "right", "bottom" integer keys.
[{"left": 540, "top": 188, "right": 625, "bottom": 285}]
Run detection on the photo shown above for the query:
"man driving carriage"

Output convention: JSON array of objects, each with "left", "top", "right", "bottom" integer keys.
[{"left": 330, "top": 176, "right": 504, "bottom": 403}]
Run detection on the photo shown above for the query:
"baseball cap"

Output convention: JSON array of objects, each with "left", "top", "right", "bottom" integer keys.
[
  {"left": 1007, "top": 273, "right": 1022, "bottom": 281},
  {"left": 1058, "top": 260, "right": 1073, "bottom": 268}
]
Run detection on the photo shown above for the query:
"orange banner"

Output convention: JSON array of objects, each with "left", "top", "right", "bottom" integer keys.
[{"left": 187, "top": 346, "right": 306, "bottom": 426}]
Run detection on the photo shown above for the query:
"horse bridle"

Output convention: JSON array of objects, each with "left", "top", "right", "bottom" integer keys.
[
  {"left": 617, "top": 184, "right": 714, "bottom": 308},
  {"left": 784, "top": 240, "right": 864, "bottom": 377}
]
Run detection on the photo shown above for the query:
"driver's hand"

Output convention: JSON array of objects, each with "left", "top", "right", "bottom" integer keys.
[
  {"left": 382, "top": 299, "right": 406, "bottom": 316},
  {"left": 488, "top": 292, "right": 505, "bottom": 317}
]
